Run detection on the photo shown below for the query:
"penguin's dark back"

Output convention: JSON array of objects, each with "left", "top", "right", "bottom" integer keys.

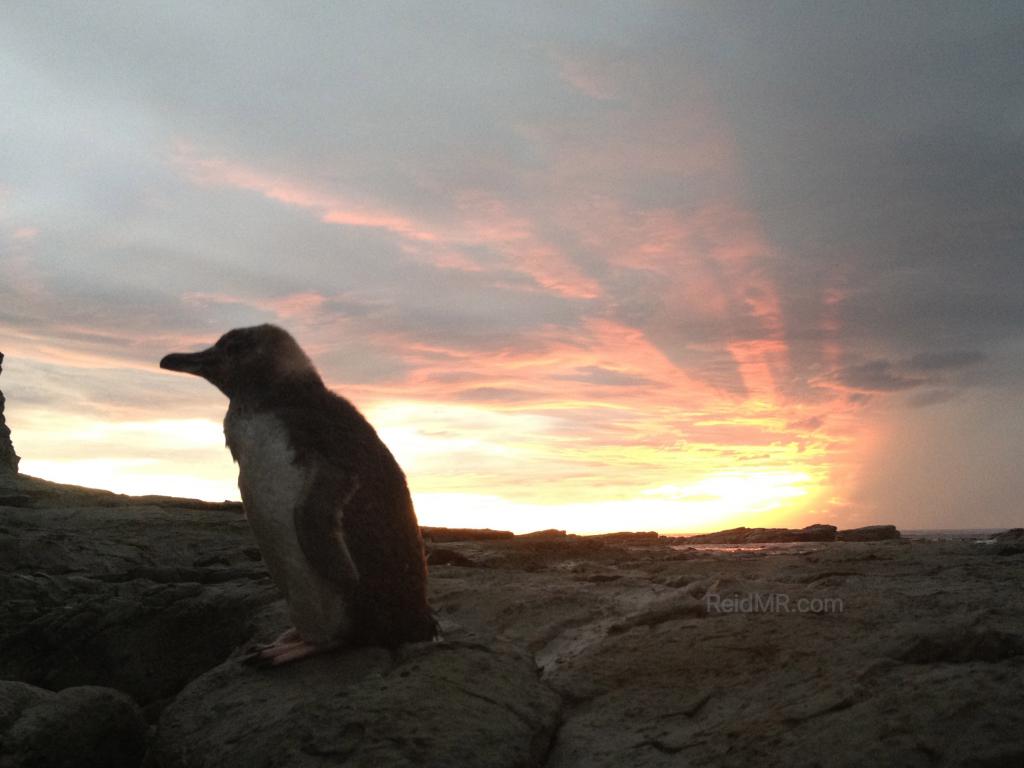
[{"left": 261, "top": 378, "right": 434, "bottom": 645}]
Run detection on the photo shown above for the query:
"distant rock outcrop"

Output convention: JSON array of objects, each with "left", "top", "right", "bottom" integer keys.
[
  {"left": 421, "top": 526, "right": 515, "bottom": 542},
  {"left": 837, "top": 524, "right": 901, "bottom": 541},
  {"left": 677, "top": 524, "right": 904, "bottom": 545},
  {"left": 0, "top": 353, "right": 20, "bottom": 474},
  {"left": 681, "top": 524, "right": 840, "bottom": 544},
  {"left": 993, "top": 528, "right": 1024, "bottom": 543}
]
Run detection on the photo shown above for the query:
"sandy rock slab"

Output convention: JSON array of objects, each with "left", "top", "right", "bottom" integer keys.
[
  {"left": 149, "top": 641, "right": 561, "bottom": 768},
  {"left": 0, "top": 681, "right": 147, "bottom": 768},
  {"left": 537, "top": 541, "right": 1024, "bottom": 768}
]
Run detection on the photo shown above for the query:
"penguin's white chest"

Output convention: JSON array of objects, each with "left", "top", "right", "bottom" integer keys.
[
  {"left": 224, "top": 411, "right": 308, "bottom": 540},
  {"left": 223, "top": 410, "right": 351, "bottom": 643}
]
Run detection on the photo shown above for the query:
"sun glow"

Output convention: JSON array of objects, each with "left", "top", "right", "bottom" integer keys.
[
  {"left": 368, "top": 400, "right": 828, "bottom": 533},
  {"left": 19, "top": 458, "right": 240, "bottom": 501},
  {"left": 13, "top": 404, "right": 831, "bottom": 534},
  {"left": 13, "top": 414, "right": 241, "bottom": 501},
  {"left": 409, "top": 467, "right": 823, "bottom": 535}
]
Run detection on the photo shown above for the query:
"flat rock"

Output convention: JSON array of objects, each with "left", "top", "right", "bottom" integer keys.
[
  {"left": 540, "top": 544, "right": 1024, "bottom": 767},
  {"left": 149, "top": 642, "right": 560, "bottom": 768},
  {"left": 0, "top": 681, "right": 147, "bottom": 768}
]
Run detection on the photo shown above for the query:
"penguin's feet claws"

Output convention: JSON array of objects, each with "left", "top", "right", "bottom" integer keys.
[{"left": 240, "top": 630, "right": 339, "bottom": 667}]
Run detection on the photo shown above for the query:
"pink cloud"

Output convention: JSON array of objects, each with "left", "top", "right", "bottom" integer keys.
[
  {"left": 172, "top": 142, "right": 435, "bottom": 241},
  {"left": 171, "top": 142, "right": 600, "bottom": 299},
  {"left": 553, "top": 51, "right": 623, "bottom": 101}
]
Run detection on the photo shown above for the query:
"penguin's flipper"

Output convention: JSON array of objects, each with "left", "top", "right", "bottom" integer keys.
[{"left": 293, "top": 470, "right": 361, "bottom": 589}]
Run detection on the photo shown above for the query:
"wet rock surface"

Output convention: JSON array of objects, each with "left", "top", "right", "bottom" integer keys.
[{"left": 1, "top": 478, "right": 1021, "bottom": 766}]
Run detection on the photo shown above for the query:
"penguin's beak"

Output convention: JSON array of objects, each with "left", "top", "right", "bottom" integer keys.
[{"left": 159, "top": 346, "right": 221, "bottom": 379}]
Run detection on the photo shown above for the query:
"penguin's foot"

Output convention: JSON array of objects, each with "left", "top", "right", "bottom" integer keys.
[
  {"left": 239, "top": 627, "right": 299, "bottom": 658},
  {"left": 241, "top": 627, "right": 339, "bottom": 667}
]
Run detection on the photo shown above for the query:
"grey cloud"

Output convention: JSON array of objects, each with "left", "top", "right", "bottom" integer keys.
[
  {"left": 454, "top": 387, "right": 538, "bottom": 404},
  {"left": 834, "top": 349, "right": 987, "bottom": 395},
  {"left": 787, "top": 416, "right": 824, "bottom": 432},
  {"left": 553, "top": 366, "right": 656, "bottom": 388},
  {"left": 907, "top": 351, "right": 985, "bottom": 372},
  {"left": 905, "top": 389, "right": 959, "bottom": 409},
  {"left": 688, "top": 3, "right": 1024, "bottom": 372},
  {"left": 835, "top": 360, "right": 926, "bottom": 393}
]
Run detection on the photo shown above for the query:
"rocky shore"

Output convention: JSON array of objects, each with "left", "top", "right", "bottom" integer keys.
[{"left": 1, "top": 469, "right": 1023, "bottom": 766}]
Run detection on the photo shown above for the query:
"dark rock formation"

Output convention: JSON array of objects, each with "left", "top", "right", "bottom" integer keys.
[
  {"left": 748, "top": 524, "right": 838, "bottom": 543},
  {"left": 682, "top": 523, "right": 839, "bottom": 544},
  {"left": 994, "top": 528, "right": 1024, "bottom": 542},
  {"left": 0, "top": 681, "right": 147, "bottom": 768},
  {"left": 590, "top": 530, "right": 661, "bottom": 541},
  {"left": 0, "top": 470, "right": 243, "bottom": 510},
  {"left": 421, "top": 526, "right": 515, "bottom": 542},
  {"left": 426, "top": 545, "right": 477, "bottom": 566},
  {"left": 991, "top": 529, "right": 1024, "bottom": 555},
  {"left": 149, "top": 643, "right": 560, "bottom": 768},
  {"left": 0, "top": 353, "right": 19, "bottom": 474},
  {"left": 2, "top": 478, "right": 1016, "bottom": 767},
  {"left": 890, "top": 624, "right": 1024, "bottom": 664},
  {"left": 519, "top": 528, "right": 568, "bottom": 538},
  {"left": 837, "top": 524, "right": 901, "bottom": 541},
  {"left": 679, "top": 525, "right": 753, "bottom": 544},
  {"left": 0, "top": 505, "right": 277, "bottom": 718}
]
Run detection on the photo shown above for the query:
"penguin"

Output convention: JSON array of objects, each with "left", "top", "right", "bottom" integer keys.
[{"left": 160, "top": 324, "right": 436, "bottom": 665}]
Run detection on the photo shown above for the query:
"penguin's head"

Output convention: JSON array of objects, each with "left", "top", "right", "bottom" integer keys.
[{"left": 160, "top": 324, "right": 319, "bottom": 400}]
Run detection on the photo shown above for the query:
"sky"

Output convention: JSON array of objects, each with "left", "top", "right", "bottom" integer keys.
[{"left": 1, "top": 2, "right": 1022, "bottom": 534}]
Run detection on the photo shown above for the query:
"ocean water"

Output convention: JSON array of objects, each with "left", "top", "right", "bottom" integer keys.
[
  {"left": 667, "top": 529, "right": 1017, "bottom": 555},
  {"left": 902, "top": 529, "right": 1012, "bottom": 542}
]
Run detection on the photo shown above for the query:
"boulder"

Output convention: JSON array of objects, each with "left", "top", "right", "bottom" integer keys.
[
  {"left": 149, "top": 642, "right": 561, "bottom": 768},
  {"left": 0, "top": 681, "right": 147, "bottom": 768}
]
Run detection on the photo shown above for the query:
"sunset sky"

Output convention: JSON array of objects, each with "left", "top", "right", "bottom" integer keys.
[{"left": 2, "top": 3, "right": 1022, "bottom": 533}]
